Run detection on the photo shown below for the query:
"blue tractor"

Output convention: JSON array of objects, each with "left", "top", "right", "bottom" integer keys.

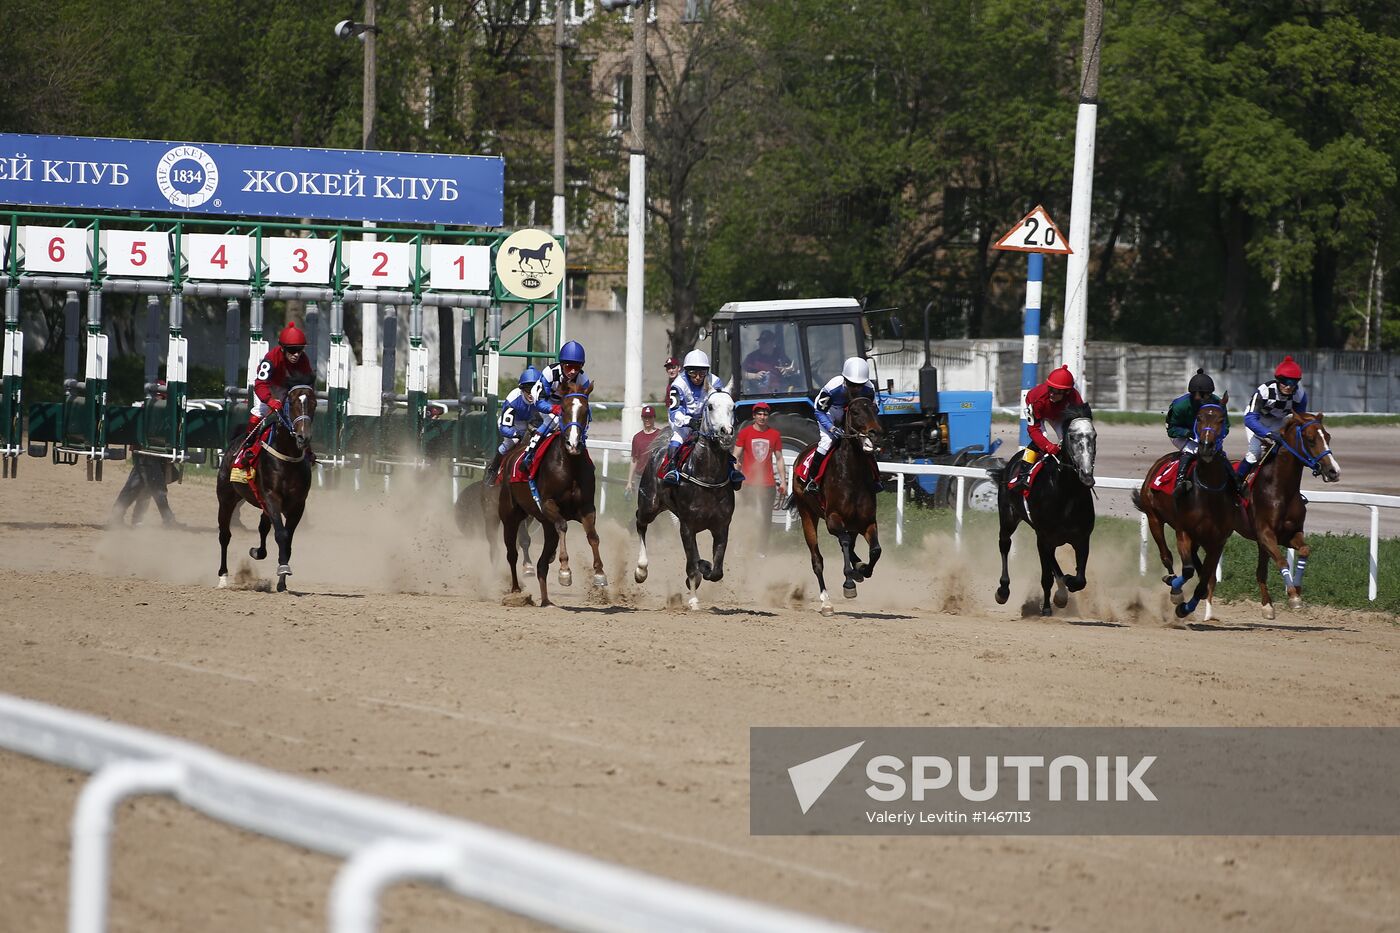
[{"left": 706, "top": 298, "right": 1003, "bottom": 511}]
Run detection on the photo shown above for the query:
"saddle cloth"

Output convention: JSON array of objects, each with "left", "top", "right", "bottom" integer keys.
[
  {"left": 1149, "top": 458, "right": 1185, "bottom": 494},
  {"left": 655, "top": 434, "right": 699, "bottom": 478},
  {"left": 229, "top": 423, "right": 275, "bottom": 484},
  {"left": 792, "top": 447, "right": 834, "bottom": 486},
  {"left": 508, "top": 432, "right": 561, "bottom": 484}
]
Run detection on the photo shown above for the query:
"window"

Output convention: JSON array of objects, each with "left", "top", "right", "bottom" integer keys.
[
  {"left": 613, "top": 74, "right": 629, "bottom": 131},
  {"left": 803, "top": 323, "right": 859, "bottom": 392},
  {"left": 622, "top": 0, "right": 657, "bottom": 23},
  {"left": 683, "top": 0, "right": 711, "bottom": 21},
  {"left": 610, "top": 286, "right": 626, "bottom": 312},
  {"left": 738, "top": 321, "right": 804, "bottom": 395},
  {"left": 612, "top": 188, "right": 628, "bottom": 233},
  {"left": 566, "top": 273, "right": 588, "bottom": 312},
  {"left": 711, "top": 323, "right": 734, "bottom": 392}
]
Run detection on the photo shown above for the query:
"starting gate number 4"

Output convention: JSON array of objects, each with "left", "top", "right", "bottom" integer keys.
[{"left": 186, "top": 233, "right": 252, "bottom": 281}]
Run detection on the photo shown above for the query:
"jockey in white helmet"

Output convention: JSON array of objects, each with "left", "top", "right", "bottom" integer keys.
[
  {"left": 806, "top": 356, "right": 877, "bottom": 494},
  {"left": 661, "top": 349, "right": 744, "bottom": 488}
]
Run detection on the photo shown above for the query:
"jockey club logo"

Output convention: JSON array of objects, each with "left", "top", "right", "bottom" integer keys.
[
  {"left": 155, "top": 144, "right": 220, "bottom": 209},
  {"left": 495, "top": 228, "right": 565, "bottom": 301}
]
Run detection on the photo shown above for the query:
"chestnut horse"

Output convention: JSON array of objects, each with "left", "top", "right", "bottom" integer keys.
[
  {"left": 216, "top": 384, "right": 315, "bottom": 592},
  {"left": 1133, "top": 402, "right": 1239, "bottom": 621},
  {"left": 498, "top": 385, "right": 606, "bottom": 606},
  {"left": 789, "top": 396, "right": 883, "bottom": 616},
  {"left": 1234, "top": 411, "right": 1341, "bottom": 618}
]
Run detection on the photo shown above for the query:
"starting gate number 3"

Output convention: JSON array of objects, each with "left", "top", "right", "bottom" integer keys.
[{"left": 265, "top": 238, "right": 334, "bottom": 285}]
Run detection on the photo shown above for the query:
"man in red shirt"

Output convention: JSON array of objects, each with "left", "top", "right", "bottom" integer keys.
[
  {"left": 733, "top": 402, "right": 786, "bottom": 556},
  {"left": 1014, "top": 364, "right": 1084, "bottom": 482},
  {"left": 624, "top": 405, "right": 662, "bottom": 500},
  {"left": 234, "top": 322, "right": 315, "bottom": 471}
]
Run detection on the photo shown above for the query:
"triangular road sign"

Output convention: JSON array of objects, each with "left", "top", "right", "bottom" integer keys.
[{"left": 992, "top": 204, "right": 1073, "bottom": 254}]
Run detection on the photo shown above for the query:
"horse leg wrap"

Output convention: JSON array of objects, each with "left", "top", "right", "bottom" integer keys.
[
  {"left": 1292, "top": 557, "right": 1307, "bottom": 591},
  {"left": 1278, "top": 566, "right": 1295, "bottom": 590},
  {"left": 1169, "top": 574, "right": 1186, "bottom": 592}
]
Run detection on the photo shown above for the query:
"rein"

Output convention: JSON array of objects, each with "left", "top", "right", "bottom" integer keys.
[
  {"left": 1275, "top": 422, "right": 1332, "bottom": 476},
  {"left": 1189, "top": 403, "right": 1231, "bottom": 492}
]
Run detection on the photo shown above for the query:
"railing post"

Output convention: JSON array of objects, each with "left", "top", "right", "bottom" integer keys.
[
  {"left": 954, "top": 475, "right": 965, "bottom": 551},
  {"left": 1370, "top": 506, "right": 1380, "bottom": 602},
  {"left": 895, "top": 472, "right": 904, "bottom": 546},
  {"left": 1139, "top": 515, "right": 1148, "bottom": 576},
  {"left": 71, "top": 759, "right": 186, "bottom": 933},
  {"left": 600, "top": 447, "right": 610, "bottom": 515},
  {"left": 330, "top": 838, "right": 462, "bottom": 933}
]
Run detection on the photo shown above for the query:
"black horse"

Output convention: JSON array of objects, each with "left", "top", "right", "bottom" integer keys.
[
  {"left": 633, "top": 391, "right": 737, "bottom": 609},
  {"left": 217, "top": 385, "right": 315, "bottom": 592},
  {"left": 995, "top": 403, "right": 1096, "bottom": 616}
]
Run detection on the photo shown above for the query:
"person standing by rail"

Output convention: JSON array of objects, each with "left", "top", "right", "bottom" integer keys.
[{"left": 733, "top": 402, "right": 785, "bottom": 556}]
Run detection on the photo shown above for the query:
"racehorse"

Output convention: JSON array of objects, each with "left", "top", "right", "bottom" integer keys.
[
  {"left": 789, "top": 396, "right": 883, "bottom": 616},
  {"left": 995, "top": 403, "right": 1096, "bottom": 616},
  {"left": 498, "top": 384, "right": 606, "bottom": 606},
  {"left": 1132, "top": 402, "right": 1238, "bottom": 621},
  {"left": 1233, "top": 411, "right": 1341, "bottom": 619},
  {"left": 216, "top": 384, "right": 315, "bottom": 592},
  {"left": 633, "top": 390, "right": 737, "bottom": 609}
]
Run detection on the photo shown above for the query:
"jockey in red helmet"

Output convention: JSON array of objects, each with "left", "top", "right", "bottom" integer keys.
[
  {"left": 1237, "top": 355, "right": 1309, "bottom": 482},
  {"left": 1012, "top": 365, "right": 1084, "bottom": 484},
  {"left": 236, "top": 322, "right": 315, "bottom": 467}
]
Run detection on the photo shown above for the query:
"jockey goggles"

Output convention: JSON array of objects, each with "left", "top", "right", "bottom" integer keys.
[
  {"left": 284, "top": 344, "right": 305, "bottom": 354},
  {"left": 1277, "top": 377, "right": 1300, "bottom": 388}
]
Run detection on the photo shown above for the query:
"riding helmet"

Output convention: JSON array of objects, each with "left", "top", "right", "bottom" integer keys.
[
  {"left": 559, "top": 340, "right": 586, "bottom": 365},
  {"left": 842, "top": 357, "right": 870, "bottom": 383},
  {"left": 1046, "top": 365, "right": 1075, "bottom": 390},
  {"left": 1274, "top": 355, "right": 1303, "bottom": 381},
  {"left": 1188, "top": 369, "right": 1215, "bottom": 395},
  {"left": 519, "top": 366, "right": 543, "bottom": 387},
  {"left": 683, "top": 349, "right": 710, "bottom": 370},
  {"left": 279, "top": 322, "right": 308, "bottom": 348}
]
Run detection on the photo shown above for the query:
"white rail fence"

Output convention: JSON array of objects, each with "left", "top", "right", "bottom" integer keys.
[
  {"left": 578, "top": 441, "right": 1396, "bottom": 602},
  {"left": 0, "top": 694, "right": 848, "bottom": 933}
]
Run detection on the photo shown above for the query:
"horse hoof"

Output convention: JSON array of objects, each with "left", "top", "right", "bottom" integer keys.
[
  {"left": 1066, "top": 576, "right": 1086, "bottom": 593},
  {"left": 1040, "top": 606, "right": 1052, "bottom": 617},
  {"left": 843, "top": 585, "right": 857, "bottom": 599},
  {"left": 1202, "top": 602, "right": 1215, "bottom": 623},
  {"left": 697, "top": 560, "right": 712, "bottom": 578},
  {"left": 593, "top": 574, "right": 608, "bottom": 587},
  {"left": 1053, "top": 587, "right": 1069, "bottom": 609},
  {"left": 688, "top": 596, "right": 701, "bottom": 611},
  {"left": 276, "top": 577, "right": 287, "bottom": 593},
  {"left": 1174, "top": 602, "right": 1192, "bottom": 619},
  {"left": 1288, "top": 596, "right": 1303, "bottom": 610},
  {"left": 523, "top": 565, "right": 536, "bottom": 578},
  {"left": 217, "top": 575, "right": 228, "bottom": 589},
  {"left": 1261, "top": 604, "right": 1275, "bottom": 621},
  {"left": 277, "top": 564, "right": 292, "bottom": 577},
  {"left": 249, "top": 547, "right": 266, "bottom": 561},
  {"left": 820, "top": 603, "right": 835, "bottom": 617},
  {"left": 634, "top": 567, "right": 648, "bottom": 584},
  {"left": 1170, "top": 588, "right": 1184, "bottom": 605},
  {"left": 558, "top": 569, "right": 573, "bottom": 586},
  {"left": 994, "top": 586, "right": 1009, "bottom": 605}
]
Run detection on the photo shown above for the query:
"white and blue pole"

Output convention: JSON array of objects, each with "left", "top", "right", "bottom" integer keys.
[{"left": 1019, "top": 252, "right": 1043, "bottom": 446}]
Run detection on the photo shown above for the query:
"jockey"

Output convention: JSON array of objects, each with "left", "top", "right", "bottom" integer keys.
[
  {"left": 1166, "top": 369, "right": 1231, "bottom": 496},
  {"left": 805, "top": 356, "right": 877, "bottom": 494},
  {"left": 1237, "top": 355, "right": 1309, "bottom": 483},
  {"left": 487, "top": 367, "right": 554, "bottom": 484},
  {"left": 661, "top": 349, "right": 745, "bottom": 488},
  {"left": 536, "top": 340, "right": 594, "bottom": 410},
  {"left": 236, "top": 322, "right": 314, "bottom": 468},
  {"left": 1015, "top": 365, "right": 1084, "bottom": 480}
]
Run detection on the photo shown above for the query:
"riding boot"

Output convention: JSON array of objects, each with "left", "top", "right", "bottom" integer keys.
[
  {"left": 1173, "top": 450, "right": 1194, "bottom": 499},
  {"left": 727, "top": 453, "right": 745, "bottom": 489},
  {"left": 804, "top": 449, "right": 829, "bottom": 494},
  {"left": 662, "top": 444, "right": 683, "bottom": 486},
  {"left": 519, "top": 433, "right": 543, "bottom": 473},
  {"left": 485, "top": 449, "right": 504, "bottom": 485}
]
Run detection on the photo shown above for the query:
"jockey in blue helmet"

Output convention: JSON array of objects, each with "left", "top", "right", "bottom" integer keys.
[
  {"left": 537, "top": 340, "right": 594, "bottom": 410},
  {"left": 487, "top": 367, "right": 554, "bottom": 484}
]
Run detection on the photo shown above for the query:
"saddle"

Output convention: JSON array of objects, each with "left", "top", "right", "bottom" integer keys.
[
  {"left": 229, "top": 423, "right": 274, "bottom": 485},
  {"left": 656, "top": 434, "right": 699, "bottom": 479},
  {"left": 1005, "top": 455, "right": 1046, "bottom": 498},
  {"left": 508, "top": 432, "right": 561, "bottom": 484}
]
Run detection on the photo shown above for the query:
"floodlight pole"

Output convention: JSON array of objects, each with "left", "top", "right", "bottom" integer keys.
[
  {"left": 621, "top": 0, "right": 647, "bottom": 444},
  {"left": 1061, "top": 0, "right": 1102, "bottom": 392}
]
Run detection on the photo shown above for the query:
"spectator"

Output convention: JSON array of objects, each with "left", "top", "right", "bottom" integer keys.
[
  {"left": 625, "top": 405, "right": 662, "bottom": 500},
  {"left": 733, "top": 402, "right": 785, "bottom": 555},
  {"left": 664, "top": 356, "right": 681, "bottom": 386},
  {"left": 742, "top": 330, "right": 797, "bottom": 392},
  {"left": 109, "top": 382, "right": 179, "bottom": 528}
]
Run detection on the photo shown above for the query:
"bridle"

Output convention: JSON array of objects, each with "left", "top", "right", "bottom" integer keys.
[
  {"left": 561, "top": 391, "right": 589, "bottom": 452},
  {"left": 1275, "top": 417, "right": 1335, "bottom": 477}
]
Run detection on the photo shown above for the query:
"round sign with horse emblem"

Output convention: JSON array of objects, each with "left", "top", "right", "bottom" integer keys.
[{"left": 496, "top": 229, "right": 565, "bottom": 300}]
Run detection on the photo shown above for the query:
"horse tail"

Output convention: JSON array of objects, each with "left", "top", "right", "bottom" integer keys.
[{"left": 1130, "top": 488, "right": 1145, "bottom": 513}]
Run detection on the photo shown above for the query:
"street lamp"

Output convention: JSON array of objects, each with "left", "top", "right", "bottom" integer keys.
[
  {"left": 601, "top": 0, "right": 648, "bottom": 443},
  {"left": 336, "top": 2, "right": 382, "bottom": 409}
]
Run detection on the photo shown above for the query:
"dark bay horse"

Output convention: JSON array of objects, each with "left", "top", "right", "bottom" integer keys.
[
  {"left": 633, "top": 390, "right": 737, "bottom": 610},
  {"left": 995, "top": 404, "right": 1096, "bottom": 616},
  {"left": 1132, "top": 402, "right": 1239, "bottom": 621},
  {"left": 454, "top": 478, "right": 535, "bottom": 575},
  {"left": 217, "top": 385, "right": 315, "bottom": 592},
  {"left": 1234, "top": 411, "right": 1341, "bottom": 619},
  {"left": 498, "top": 385, "right": 606, "bottom": 606},
  {"left": 789, "top": 396, "right": 883, "bottom": 616}
]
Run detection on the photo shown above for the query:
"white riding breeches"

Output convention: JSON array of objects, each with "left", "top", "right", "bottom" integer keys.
[
  {"left": 670, "top": 424, "right": 692, "bottom": 446},
  {"left": 816, "top": 428, "right": 835, "bottom": 456},
  {"left": 1172, "top": 437, "right": 1196, "bottom": 454},
  {"left": 251, "top": 395, "right": 273, "bottom": 419}
]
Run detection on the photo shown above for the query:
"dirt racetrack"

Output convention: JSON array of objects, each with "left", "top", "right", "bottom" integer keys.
[{"left": 2, "top": 454, "right": 1399, "bottom": 932}]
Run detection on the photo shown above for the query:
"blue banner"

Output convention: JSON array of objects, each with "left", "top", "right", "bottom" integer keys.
[{"left": 0, "top": 133, "right": 504, "bottom": 227}]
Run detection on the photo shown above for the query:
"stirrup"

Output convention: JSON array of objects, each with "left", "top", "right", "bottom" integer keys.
[
  {"left": 805, "top": 479, "right": 821, "bottom": 494},
  {"left": 729, "top": 468, "right": 745, "bottom": 486},
  {"left": 663, "top": 468, "right": 682, "bottom": 486}
]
